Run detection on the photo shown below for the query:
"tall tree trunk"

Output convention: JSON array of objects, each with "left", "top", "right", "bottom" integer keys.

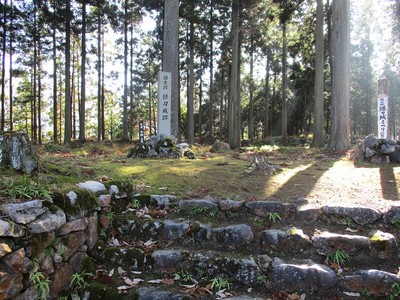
[
  {"left": 281, "top": 21, "right": 288, "bottom": 145},
  {"left": 162, "top": 0, "right": 180, "bottom": 139},
  {"left": 312, "top": 0, "right": 325, "bottom": 148},
  {"left": 228, "top": 0, "right": 240, "bottom": 148},
  {"left": 329, "top": 0, "right": 350, "bottom": 150},
  {"left": 79, "top": 0, "right": 86, "bottom": 141},
  {"left": 101, "top": 31, "right": 105, "bottom": 140},
  {"left": 52, "top": 0, "right": 57, "bottom": 142},
  {"left": 64, "top": 0, "right": 72, "bottom": 144},
  {"left": 219, "top": 68, "right": 225, "bottom": 140},
  {"left": 264, "top": 52, "right": 270, "bottom": 139},
  {"left": 97, "top": 4, "right": 101, "bottom": 141},
  {"left": 8, "top": 0, "right": 12, "bottom": 132},
  {"left": 32, "top": 0, "right": 38, "bottom": 143},
  {"left": 249, "top": 35, "right": 254, "bottom": 140},
  {"left": 1, "top": 0, "right": 6, "bottom": 132},
  {"left": 129, "top": 24, "right": 134, "bottom": 140},
  {"left": 38, "top": 46, "right": 42, "bottom": 144},
  {"left": 187, "top": 20, "right": 195, "bottom": 144},
  {"left": 326, "top": 0, "right": 333, "bottom": 134},
  {"left": 121, "top": 0, "right": 129, "bottom": 141},
  {"left": 208, "top": 0, "right": 214, "bottom": 137}
]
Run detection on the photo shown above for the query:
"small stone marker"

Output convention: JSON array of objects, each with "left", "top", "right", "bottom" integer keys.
[
  {"left": 139, "top": 120, "right": 145, "bottom": 143},
  {"left": 377, "top": 77, "right": 388, "bottom": 139}
]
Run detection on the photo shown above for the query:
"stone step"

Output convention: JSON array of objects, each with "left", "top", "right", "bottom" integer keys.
[{"left": 91, "top": 242, "right": 400, "bottom": 299}]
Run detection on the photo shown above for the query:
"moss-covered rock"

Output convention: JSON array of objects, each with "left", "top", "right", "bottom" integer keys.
[
  {"left": 85, "top": 282, "right": 128, "bottom": 300},
  {"left": 52, "top": 189, "right": 98, "bottom": 219}
]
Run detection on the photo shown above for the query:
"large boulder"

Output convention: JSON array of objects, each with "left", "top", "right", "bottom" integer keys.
[{"left": 0, "top": 132, "right": 38, "bottom": 174}]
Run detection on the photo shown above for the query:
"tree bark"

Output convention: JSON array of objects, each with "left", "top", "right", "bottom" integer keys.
[
  {"left": 329, "top": 0, "right": 350, "bottom": 150},
  {"left": 208, "top": 0, "right": 214, "bottom": 137},
  {"left": 312, "top": 0, "right": 325, "bottom": 148},
  {"left": 121, "top": 0, "right": 129, "bottom": 141},
  {"left": 64, "top": 0, "right": 72, "bottom": 144},
  {"left": 228, "top": 0, "right": 240, "bottom": 149},
  {"left": 9, "top": 0, "right": 13, "bottom": 132},
  {"left": 162, "top": 0, "right": 180, "bottom": 139},
  {"left": 52, "top": 0, "right": 58, "bottom": 143},
  {"left": 281, "top": 21, "right": 288, "bottom": 145},
  {"left": 264, "top": 52, "right": 270, "bottom": 139},
  {"left": 187, "top": 20, "right": 195, "bottom": 144},
  {"left": 1, "top": 0, "right": 6, "bottom": 132},
  {"left": 79, "top": 0, "right": 87, "bottom": 141},
  {"left": 249, "top": 35, "right": 254, "bottom": 140}
]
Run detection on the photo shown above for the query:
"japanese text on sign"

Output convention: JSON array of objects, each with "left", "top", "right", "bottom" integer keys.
[
  {"left": 157, "top": 71, "right": 171, "bottom": 136},
  {"left": 377, "top": 97, "right": 388, "bottom": 139}
]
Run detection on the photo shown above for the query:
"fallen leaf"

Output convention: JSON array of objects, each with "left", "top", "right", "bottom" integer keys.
[
  {"left": 124, "top": 277, "right": 143, "bottom": 286},
  {"left": 148, "top": 279, "right": 163, "bottom": 284},
  {"left": 161, "top": 278, "right": 175, "bottom": 285},
  {"left": 117, "top": 267, "right": 126, "bottom": 275},
  {"left": 108, "top": 269, "right": 114, "bottom": 277},
  {"left": 288, "top": 293, "right": 300, "bottom": 300}
]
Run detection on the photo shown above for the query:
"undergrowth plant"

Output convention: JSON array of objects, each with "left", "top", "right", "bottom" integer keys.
[
  {"left": 210, "top": 277, "right": 232, "bottom": 291},
  {"left": 326, "top": 249, "right": 349, "bottom": 267},
  {"left": 1, "top": 177, "right": 52, "bottom": 200},
  {"left": 70, "top": 270, "right": 94, "bottom": 297},
  {"left": 29, "top": 271, "right": 51, "bottom": 300},
  {"left": 267, "top": 212, "right": 281, "bottom": 223},
  {"left": 388, "top": 282, "right": 400, "bottom": 300}
]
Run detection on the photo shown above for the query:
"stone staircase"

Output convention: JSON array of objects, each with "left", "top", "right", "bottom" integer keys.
[{"left": 88, "top": 195, "right": 400, "bottom": 300}]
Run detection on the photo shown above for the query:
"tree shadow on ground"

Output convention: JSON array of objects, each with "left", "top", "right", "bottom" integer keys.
[
  {"left": 379, "top": 166, "right": 399, "bottom": 200},
  {"left": 266, "top": 159, "right": 337, "bottom": 201}
]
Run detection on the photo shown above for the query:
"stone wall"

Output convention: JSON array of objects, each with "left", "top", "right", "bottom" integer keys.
[{"left": 0, "top": 181, "right": 114, "bottom": 300}]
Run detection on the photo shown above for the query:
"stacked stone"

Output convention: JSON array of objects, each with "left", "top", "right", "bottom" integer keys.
[{"left": 0, "top": 180, "right": 117, "bottom": 299}]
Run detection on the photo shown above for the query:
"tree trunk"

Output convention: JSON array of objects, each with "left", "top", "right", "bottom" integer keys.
[
  {"left": 121, "top": 0, "right": 129, "bottom": 141},
  {"left": 249, "top": 36, "right": 254, "bottom": 140},
  {"left": 208, "top": 0, "right": 214, "bottom": 137},
  {"left": 1, "top": 0, "right": 6, "bottom": 132},
  {"left": 228, "top": 0, "right": 240, "bottom": 149},
  {"left": 9, "top": 0, "right": 13, "bottom": 132},
  {"left": 52, "top": 0, "right": 58, "bottom": 143},
  {"left": 219, "top": 68, "right": 225, "bottom": 140},
  {"left": 97, "top": 4, "right": 101, "bottom": 141},
  {"left": 64, "top": 0, "right": 72, "bottom": 144},
  {"left": 264, "top": 52, "right": 270, "bottom": 139},
  {"left": 187, "top": 20, "right": 195, "bottom": 144},
  {"left": 281, "top": 21, "right": 288, "bottom": 145},
  {"left": 79, "top": 0, "right": 86, "bottom": 141},
  {"left": 163, "top": 0, "right": 180, "bottom": 139},
  {"left": 312, "top": 0, "right": 325, "bottom": 148},
  {"left": 329, "top": 0, "right": 350, "bottom": 150}
]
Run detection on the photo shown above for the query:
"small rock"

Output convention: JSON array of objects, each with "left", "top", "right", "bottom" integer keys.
[
  {"left": 178, "top": 199, "right": 218, "bottom": 211},
  {"left": 0, "top": 219, "right": 25, "bottom": 237},
  {"left": 77, "top": 181, "right": 107, "bottom": 193},
  {"left": 27, "top": 208, "right": 66, "bottom": 234},
  {"left": 339, "top": 270, "right": 400, "bottom": 297},
  {"left": 151, "top": 249, "right": 189, "bottom": 273},
  {"left": 312, "top": 231, "right": 370, "bottom": 255},
  {"left": 0, "top": 200, "right": 47, "bottom": 225},
  {"left": 323, "top": 205, "right": 381, "bottom": 225},
  {"left": 97, "top": 194, "right": 111, "bottom": 207},
  {"left": 58, "top": 218, "right": 89, "bottom": 235},
  {"left": 271, "top": 258, "right": 337, "bottom": 292},
  {"left": 160, "top": 220, "right": 190, "bottom": 241},
  {"left": 219, "top": 199, "right": 244, "bottom": 211},
  {"left": 245, "top": 201, "right": 292, "bottom": 218}
]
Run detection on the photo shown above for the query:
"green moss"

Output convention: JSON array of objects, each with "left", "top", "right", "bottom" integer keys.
[
  {"left": 81, "top": 256, "right": 96, "bottom": 275},
  {"left": 86, "top": 282, "right": 127, "bottom": 300},
  {"left": 30, "top": 232, "right": 55, "bottom": 258},
  {"left": 52, "top": 189, "right": 98, "bottom": 217},
  {"left": 103, "top": 179, "right": 135, "bottom": 199}
]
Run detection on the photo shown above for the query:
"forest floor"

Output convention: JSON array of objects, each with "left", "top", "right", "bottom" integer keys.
[{"left": 1, "top": 141, "right": 400, "bottom": 208}]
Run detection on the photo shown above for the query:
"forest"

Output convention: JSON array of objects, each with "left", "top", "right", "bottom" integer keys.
[{"left": 0, "top": 0, "right": 400, "bottom": 150}]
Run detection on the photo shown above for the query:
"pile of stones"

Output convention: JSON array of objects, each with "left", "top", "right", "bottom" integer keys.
[
  {"left": 127, "top": 135, "right": 195, "bottom": 159},
  {"left": 364, "top": 134, "right": 400, "bottom": 163}
]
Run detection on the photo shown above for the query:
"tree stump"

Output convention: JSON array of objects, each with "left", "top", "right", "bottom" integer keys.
[
  {"left": 0, "top": 132, "right": 38, "bottom": 174},
  {"left": 246, "top": 155, "right": 282, "bottom": 175}
]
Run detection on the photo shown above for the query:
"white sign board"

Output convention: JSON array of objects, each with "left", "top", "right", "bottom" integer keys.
[
  {"left": 157, "top": 71, "right": 171, "bottom": 136},
  {"left": 377, "top": 96, "right": 388, "bottom": 138}
]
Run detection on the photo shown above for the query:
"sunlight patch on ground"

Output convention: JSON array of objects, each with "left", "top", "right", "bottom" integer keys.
[
  {"left": 266, "top": 163, "right": 313, "bottom": 196},
  {"left": 308, "top": 160, "right": 386, "bottom": 204},
  {"left": 118, "top": 165, "right": 149, "bottom": 175}
]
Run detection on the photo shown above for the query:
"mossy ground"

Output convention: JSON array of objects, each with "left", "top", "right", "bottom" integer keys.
[{"left": 1, "top": 141, "right": 400, "bottom": 209}]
